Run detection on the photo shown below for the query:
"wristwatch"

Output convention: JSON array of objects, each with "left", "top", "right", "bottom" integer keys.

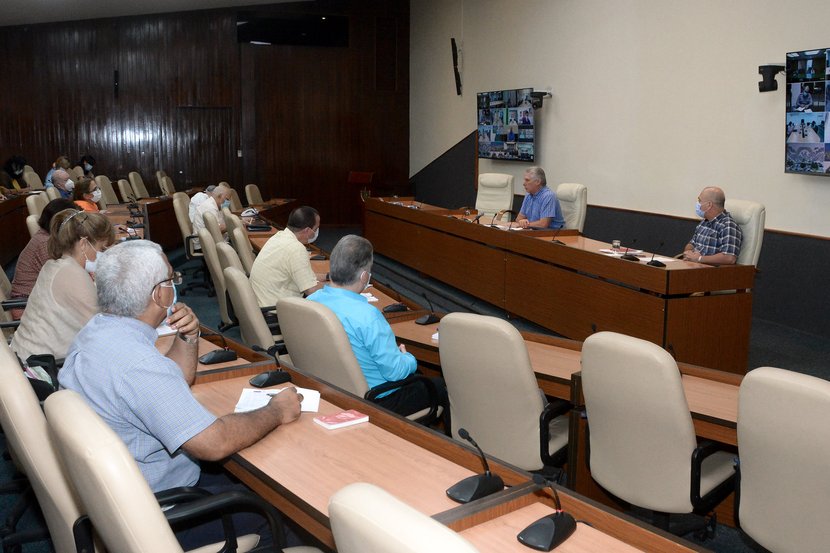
[{"left": 177, "top": 331, "right": 200, "bottom": 345}]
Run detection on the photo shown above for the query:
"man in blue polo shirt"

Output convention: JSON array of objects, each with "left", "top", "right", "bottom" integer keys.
[
  {"left": 682, "top": 186, "right": 742, "bottom": 265},
  {"left": 516, "top": 166, "right": 565, "bottom": 229}
]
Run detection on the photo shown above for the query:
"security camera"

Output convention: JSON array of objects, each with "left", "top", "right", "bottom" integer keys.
[
  {"left": 529, "top": 91, "right": 551, "bottom": 109},
  {"left": 758, "top": 64, "right": 784, "bottom": 92}
]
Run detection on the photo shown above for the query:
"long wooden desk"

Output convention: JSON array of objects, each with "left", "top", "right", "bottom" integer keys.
[
  {"left": 192, "top": 366, "right": 706, "bottom": 552},
  {"left": 364, "top": 198, "right": 755, "bottom": 374}
]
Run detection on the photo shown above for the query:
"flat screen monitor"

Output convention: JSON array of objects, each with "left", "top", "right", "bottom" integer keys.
[
  {"left": 477, "top": 88, "right": 535, "bottom": 162},
  {"left": 785, "top": 48, "right": 829, "bottom": 175}
]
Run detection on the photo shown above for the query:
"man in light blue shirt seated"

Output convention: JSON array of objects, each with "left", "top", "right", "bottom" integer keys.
[
  {"left": 516, "top": 166, "right": 565, "bottom": 229},
  {"left": 59, "top": 240, "right": 303, "bottom": 550},
  {"left": 308, "top": 235, "right": 447, "bottom": 418}
]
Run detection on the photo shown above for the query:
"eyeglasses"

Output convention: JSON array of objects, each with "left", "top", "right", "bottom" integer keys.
[{"left": 154, "top": 271, "right": 182, "bottom": 289}]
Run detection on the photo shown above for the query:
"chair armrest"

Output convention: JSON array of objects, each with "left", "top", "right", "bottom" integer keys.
[
  {"left": 690, "top": 440, "right": 736, "bottom": 508},
  {"left": 163, "top": 488, "right": 286, "bottom": 552},
  {"left": 539, "top": 398, "right": 571, "bottom": 467},
  {"left": 155, "top": 486, "right": 212, "bottom": 506},
  {"left": 0, "top": 320, "right": 21, "bottom": 329},
  {"left": 365, "top": 374, "right": 440, "bottom": 425}
]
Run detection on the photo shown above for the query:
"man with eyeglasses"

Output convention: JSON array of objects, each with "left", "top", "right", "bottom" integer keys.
[
  {"left": 59, "top": 240, "right": 303, "bottom": 549},
  {"left": 682, "top": 186, "right": 742, "bottom": 266}
]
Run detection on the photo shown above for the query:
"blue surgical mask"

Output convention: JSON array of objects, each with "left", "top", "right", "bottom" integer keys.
[
  {"left": 695, "top": 202, "right": 706, "bottom": 218},
  {"left": 83, "top": 163, "right": 92, "bottom": 172},
  {"left": 221, "top": 199, "right": 231, "bottom": 209}
]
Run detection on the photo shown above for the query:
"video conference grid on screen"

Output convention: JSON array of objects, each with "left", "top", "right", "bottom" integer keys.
[
  {"left": 785, "top": 48, "right": 830, "bottom": 176},
  {"left": 477, "top": 88, "right": 535, "bottom": 162}
]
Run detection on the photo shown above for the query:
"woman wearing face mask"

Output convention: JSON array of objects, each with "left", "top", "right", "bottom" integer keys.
[
  {"left": 10, "top": 209, "right": 115, "bottom": 363},
  {"left": 0, "top": 155, "right": 31, "bottom": 196},
  {"left": 76, "top": 155, "right": 96, "bottom": 179},
  {"left": 73, "top": 177, "right": 103, "bottom": 212}
]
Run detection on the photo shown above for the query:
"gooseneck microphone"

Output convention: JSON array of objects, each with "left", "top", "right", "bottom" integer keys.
[
  {"left": 549, "top": 225, "right": 565, "bottom": 245},
  {"left": 647, "top": 241, "right": 666, "bottom": 267},
  {"left": 516, "top": 474, "right": 577, "bottom": 551},
  {"left": 471, "top": 212, "right": 485, "bottom": 224},
  {"left": 414, "top": 292, "right": 440, "bottom": 325},
  {"left": 619, "top": 239, "right": 640, "bottom": 262},
  {"left": 446, "top": 428, "right": 505, "bottom": 504}
]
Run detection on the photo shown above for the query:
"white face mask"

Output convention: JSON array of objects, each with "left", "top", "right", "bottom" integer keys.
[
  {"left": 83, "top": 163, "right": 93, "bottom": 172},
  {"left": 308, "top": 227, "right": 319, "bottom": 244},
  {"left": 90, "top": 189, "right": 102, "bottom": 202},
  {"left": 65, "top": 179, "right": 75, "bottom": 191}
]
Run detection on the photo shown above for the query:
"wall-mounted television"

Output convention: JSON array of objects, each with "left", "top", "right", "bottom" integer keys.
[
  {"left": 477, "top": 88, "right": 535, "bottom": 162},
  {"left": 785, "top": 48, "right": 829, "bottom": 175}
]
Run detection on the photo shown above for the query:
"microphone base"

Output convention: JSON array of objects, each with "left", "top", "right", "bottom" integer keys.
[
  {"left": 646, "top": 260, "right": 666, "bottom": 267},
  {"left": 415, "top": 313, "right": 440, "bottom": 325},
  {"left": 551, "top": 239, "right": 565, "bottom": 245},
  {"left": 619, "top": 254, "right": 640, "bottom": 262},
  {"left": 517, "top": 512, "right": 576, "bottom": 551},
  {"left": 446, "top": 473, "right": 504, "bottom": 504}
]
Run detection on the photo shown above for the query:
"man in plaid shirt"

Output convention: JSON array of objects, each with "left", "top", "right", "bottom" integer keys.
[{"left": 682, "top": 186, "right": 742, "bottom": 266}]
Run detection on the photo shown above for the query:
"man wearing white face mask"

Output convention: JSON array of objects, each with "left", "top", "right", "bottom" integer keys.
[
  {"left": 10, "top": 209, "right": 115, "bottom": 363},
  {"left": 682, "top": 186, "right": 742, "bottom": 266},
  {"left": 308, "top": 235, "right": 448, "bottom": 417},
  {"left": 190, "top": 184, "right": 232, "bottom": 247},
  {"left": 250, "top": 205, "right": 323, "bottom": 307},
  {"left": 73, "top": 177, "right": 103, "bottom": 212}
]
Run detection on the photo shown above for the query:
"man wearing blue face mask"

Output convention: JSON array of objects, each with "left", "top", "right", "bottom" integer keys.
[
  {"left": 682, "top": 186, "right": 742, "bottom": 266},
  {"left": 60, "top": 240, "right": 304, "bottom": 550},
  {"left": 249, "top": 205, "right": 323, "bottom": 307},
  {"left": 190, "top": 183, "right": 232, "bottom": 244}
]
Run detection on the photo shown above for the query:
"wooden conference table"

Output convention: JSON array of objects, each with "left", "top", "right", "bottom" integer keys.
[
  {"left": 192, "top": 363, "right": 708, "bottom": 552},
  {"left": 363, "top": 197, "right": 755, "bottom": 374}
]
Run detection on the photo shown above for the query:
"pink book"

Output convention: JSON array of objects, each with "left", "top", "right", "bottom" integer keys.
[{"left": 313, "top": 409, "right": 369, "bottom": 430}]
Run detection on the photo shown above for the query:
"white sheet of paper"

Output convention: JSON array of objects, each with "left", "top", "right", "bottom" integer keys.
[
  {"left": 156, "top": 323, "right": 176, "bottom": 336},
  {"left": 361, "top": 292, "right": 379, "bottom": 302},
  {"left": 234, "top": 387, "right": 320, "bottom": 413}
]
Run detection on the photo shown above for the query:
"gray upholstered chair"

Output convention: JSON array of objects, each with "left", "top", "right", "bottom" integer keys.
[
  {"left": 25, "top": 193, "right": 47, "bottom": 218},
  {"left": 95, "top": 175, "right": 119, "bottom": 205},
  {"left": 736, "top": 366, "right": 830, "bottom": 553},
  {"left": 159, "top": 175, "right": 176, "bottom": 197},
  {"left": 725, "top": 199, "right": 765, "bottom": 266},
  {"left": 245, "top": 183, "right": 264, "bottom": 205},
  {"left": 438, "top": 312, "right": 569, "bottom": 472},
  {"left": 556, "top": 182, "right": 587, "bottom": 233},
  {"left": 329, "top": 483, "right": 478, "bottom": 553},
  {"left": 117, "top": 179, "right": 133, "bottom": 203},
  {"left": 44, "top": 389, "right": 319, "bottom": 553},
  {"left": 128, "top": 171, "right": 150, "bottom": 198},
  {"left": 228, "top": 187, "right": 244, "bottom": 211},
  {"left": 277, "top": 297, "right": 439, "bottom": 423},
  {"left": 581, "top": 331, "right": 735, "bottom": 533},
  {"left": 0, "top": 340, "right": 90, "bottom": 553},
  {"left": 45, "top": 186, "right": 60, "bottom": 201},
  {"left": 223, "top": 266, "right": 283, "bottom": 356},
  {"left": 231, "top": 227, "right": 256, "bottom": 276},
  {"left": 474, "top": 173, "right": 513, "bottom": 220}
]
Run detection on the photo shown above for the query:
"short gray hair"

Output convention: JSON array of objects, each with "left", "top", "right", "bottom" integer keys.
[
  {"left": 526, "top": 166, "right": 547, "bottom": 187},
  {"left": 329, "top": 235, "right": 373, "bottom": 286},
  {"left": 96, "top": 240, "right": 169, "bottom": 317}
]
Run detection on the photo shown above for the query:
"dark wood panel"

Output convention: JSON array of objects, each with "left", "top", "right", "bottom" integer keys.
[{"left": 0, "top": 195, "right": 30, "bottom": 267}]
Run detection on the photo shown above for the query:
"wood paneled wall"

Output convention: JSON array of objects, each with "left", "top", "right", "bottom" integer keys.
[{"left": 0, "top": 0, "right": 409, "bottom": 224}]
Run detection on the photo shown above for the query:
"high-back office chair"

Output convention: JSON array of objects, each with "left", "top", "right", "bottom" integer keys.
[
  {"left": 231, "top": 227, "right": 256, "bottom": 276},
  {"left": 0, "top": 341, "right": 91, "bottom": 553},
  {"left": 724, "top": 199, "right": 765, "bottom": 266},
  {"left": 94, "top": 175, "right": 119, "bottom": 205},
  {"left": 277, "top": 297, "right": 439, "bottom": 424},
  {"left": 1, "top": 272, "right": 19, "bottom": 340},
  {"left": 228, "top": 188, "right": 244, "bottom": 211},
  {"left": 45, "top": 187, "right": 60, "bottom": 201},
  {"left": 736, "top": 367, "right": 830, "bottom": 553},
  {"left": 223, "top": 266, "right": 284, "bottom": 358},
  {"left": 159, "top": 175, "right": 175, "bottom": 197},
  {"left": 117, "top": 179, "right": 133, "bottom": 202},
  {"left": 202, "top": 211, "right": 225, "bottom": 245},
  {"left": 556, "top": 182, "right": 588, "bottom": 233},
  {"left": 69, "top": 166, "right": 84, "bottom": 181},
  {"left": 22, "top": 166, "right": 44, "bottom": 190},
  {"left": 44, "top": 390, "right": 319, "bottom": 553},
  {"left": 128, "top": 171, "right": 150, "bottom": 199},
  {"left": 25, "top": 215, "right": 40, "bottom": 239},
  {"left": 196, "top": 229, "right": 235, "bottom": 332},
  {"left": 155, "top": 170, "right": 167, "bottom": 192},
  {"left": 245, "top": 184, "right": 264, "bottom": 206},
  {"left": 173, "top": 193, "right": 211, "bottom": 295},
  {"left": 438, "top": 313, "right": 569, "bottom": 472},
  {"left": 581, "top": 331, "right": 735, "bottom": 533},
  {"left": 329, "top": 483, "right": 479, "bottom": 553},
  {"left": 25, "top": 193, "right": 47, "bottom": 218},
  {"left": 474, "top": 173, "right": 514, "bottom": 220},
  {"left": 217, "top": 242, "right": 246, "bottom": 276}
]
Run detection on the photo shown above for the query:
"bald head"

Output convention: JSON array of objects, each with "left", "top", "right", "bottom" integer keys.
[
  {"left": 212, "top": 184, "right": 232, "bottom": 206},
  {"left": 699, "top": 187, "right": 725, "bottom": 208}
]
